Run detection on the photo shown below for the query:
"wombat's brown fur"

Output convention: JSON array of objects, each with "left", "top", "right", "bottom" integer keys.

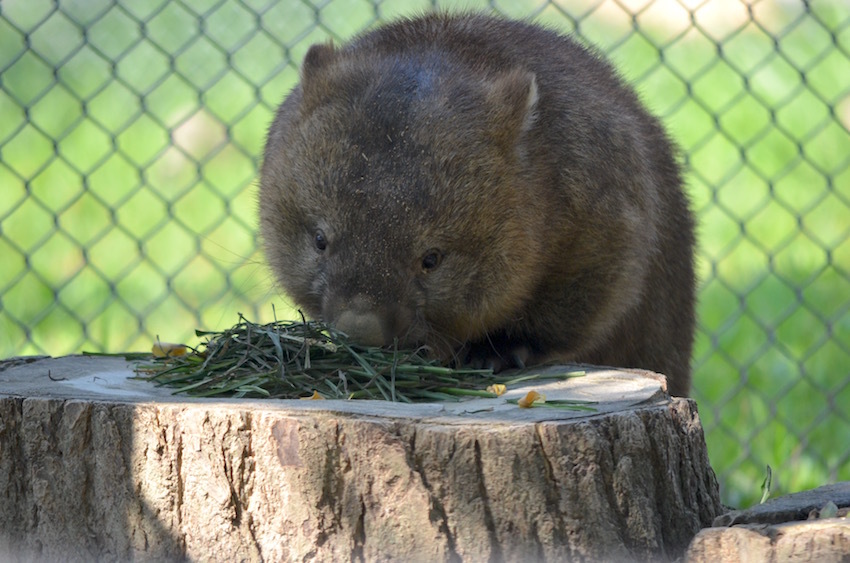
[{"left": 260, "top": 13, "right": 696, "bottom": 396}]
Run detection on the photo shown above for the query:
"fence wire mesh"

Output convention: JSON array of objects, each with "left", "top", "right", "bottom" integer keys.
[{"left": 1, "top": 0, "right": 848, "bottom": 507}]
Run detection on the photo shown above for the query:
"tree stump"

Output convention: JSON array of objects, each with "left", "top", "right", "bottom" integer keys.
[{"left": 0, "top": 355, "right": 721, "bottom": 562}]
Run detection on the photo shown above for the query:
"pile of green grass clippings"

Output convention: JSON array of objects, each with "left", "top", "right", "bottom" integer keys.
[{"left": 129, "top": 314, "right": 593, "bottom": 409}]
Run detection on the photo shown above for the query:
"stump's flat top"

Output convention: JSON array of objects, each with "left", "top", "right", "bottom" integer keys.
[{"left": 0, "top": 355, "right": 668, "bottom": 424}]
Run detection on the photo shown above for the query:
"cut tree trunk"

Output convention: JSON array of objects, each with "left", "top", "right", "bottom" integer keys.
[{"left": 0, "top": 355, "right": 721, "bottom": 562}]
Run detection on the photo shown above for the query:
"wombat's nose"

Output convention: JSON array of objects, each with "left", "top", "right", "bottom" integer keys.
[{"left": 333, "top": 296, "right": 386, "bottom": 347}]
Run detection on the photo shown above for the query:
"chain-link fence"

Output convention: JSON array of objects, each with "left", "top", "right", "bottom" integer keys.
[{"left": 1, "top": 0, "right": 848, "bottom": 507}]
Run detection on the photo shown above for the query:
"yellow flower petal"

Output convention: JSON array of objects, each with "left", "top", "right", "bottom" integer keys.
[
  {"left": 300, "top": 390, "right": 325, "bottom": 400},
  {"left": 517, "top": 390, "right": 545, "bottom": 408},
  {"left": 152, "top": 342, "right": 188, "bottom": 358},
  {"left": 486, "top": 384, "right": 507, "bottom": 396}
]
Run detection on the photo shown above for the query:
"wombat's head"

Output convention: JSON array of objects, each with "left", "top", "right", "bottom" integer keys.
[{"left": 260, "top": 42, "right": 544, "bottom": 354}]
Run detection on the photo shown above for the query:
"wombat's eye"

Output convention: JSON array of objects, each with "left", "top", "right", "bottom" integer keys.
[
  {"left": 314, "top": 230, "right": 327, "bottom": 252},
  {"left": 421, "top": 249, "right": 442, "bottom": 272}
]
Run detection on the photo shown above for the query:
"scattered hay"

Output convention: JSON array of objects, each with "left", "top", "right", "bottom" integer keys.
[{"left": 128, "top": 314, "right": 593, "bottom": 409}]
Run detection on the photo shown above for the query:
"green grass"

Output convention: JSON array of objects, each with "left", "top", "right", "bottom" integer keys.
[
  {"left": 1, "top": 0, "right": 849, "bottom": 509},
  {"left": 131, "top": 315, "right": 591, "bottom": 404}
]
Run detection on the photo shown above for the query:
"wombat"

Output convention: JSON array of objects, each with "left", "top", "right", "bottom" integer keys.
[{"left": 259, "top": 13, "right": 696, "bottom": 396}]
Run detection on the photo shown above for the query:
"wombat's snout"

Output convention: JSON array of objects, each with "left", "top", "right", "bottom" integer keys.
[
  {"left": 334, "top": 312, "right": 384, "bottom": 347},
  {"left": 330, "top": 295, "right": 400, "bottom": 348}
]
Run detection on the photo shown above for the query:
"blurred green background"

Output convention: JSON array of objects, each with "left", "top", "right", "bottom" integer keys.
[{"left": 1, "top": 0, "right": 848, "bottom": 508}]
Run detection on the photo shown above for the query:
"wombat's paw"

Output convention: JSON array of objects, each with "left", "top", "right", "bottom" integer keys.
[{"left": 464, "top": 341, "right": 531, "bottom": 373}]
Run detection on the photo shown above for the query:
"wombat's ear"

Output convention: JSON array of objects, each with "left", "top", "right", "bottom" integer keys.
[
  {"left": 486, "top": 69, "right": 539, "bottom": 148},
  {"left": 302, "top": 42, "right": 336, "bottom": 78},
  {"left": 300, "top": 42, "right": 337, "bottom": 106}
]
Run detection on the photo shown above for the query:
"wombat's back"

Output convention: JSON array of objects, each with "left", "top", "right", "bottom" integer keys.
[{"left": 260, "top": 14, "right": 696, "bottom": 395}]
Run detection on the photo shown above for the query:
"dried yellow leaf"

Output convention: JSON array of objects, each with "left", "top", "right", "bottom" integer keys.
[
  {"left": 486, "top": 384, "right": 507, "bottom": 396},
  {"left": 517, "top": 390, "right": 545, "bottom": 408},
  {"left": 152, "top": 342, "right": 188, "bottom": 358},
  {"left": 300, "top": 390, "right": 325, "bottom": 400}
]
